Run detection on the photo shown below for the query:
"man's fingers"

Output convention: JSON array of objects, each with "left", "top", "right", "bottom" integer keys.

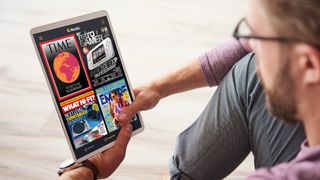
[
  {"left": 118, "top": 96, "right": 144, "bottom": 122},
  {"left": 133, "top": 88, "right": 141, "bottom": 96}
]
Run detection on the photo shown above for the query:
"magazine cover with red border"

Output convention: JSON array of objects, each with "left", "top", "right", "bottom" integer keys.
[{"left": 40, "top": 34, "right": 92, "bottom": 101}]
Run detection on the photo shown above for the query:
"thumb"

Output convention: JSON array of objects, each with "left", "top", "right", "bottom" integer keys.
[
  {"left": 97, "top": 124, "right": 133, "bottom": 178},
  {"left": 114, "top": 124, "right": 132, "bottom": 153},
  {"left": 118, "top": 98, "right": 144, "bottom": 122}
]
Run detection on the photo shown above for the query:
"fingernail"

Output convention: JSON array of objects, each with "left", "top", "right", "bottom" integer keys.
[
  {"left": 125, "top": 124, "right": 132, "bottom": 131},
  {"left": 118, "top": 112, "right": 127, "bottom": 120}
]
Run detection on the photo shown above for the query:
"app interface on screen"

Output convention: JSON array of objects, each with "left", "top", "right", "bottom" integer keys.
[{"left": 33, "top": 16, "right": 141, "bottom": 158}]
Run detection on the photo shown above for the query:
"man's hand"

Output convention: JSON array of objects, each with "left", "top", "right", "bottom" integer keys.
[
  {"left": 90, "top": 124, "right": 133, "bottom": 178},
  {"left": 118, "top": 59, "right": 208, "bottom": 124},
  {"left": 118, "top": 85, "right": 161, "bottom": 123},
  {"left": 59, "top": 123, "right": 133, "bottom": 180}
]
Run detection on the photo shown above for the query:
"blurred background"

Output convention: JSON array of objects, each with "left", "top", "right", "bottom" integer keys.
[{"left": 0, "top": 0, "right": 253, "bottom": 179}]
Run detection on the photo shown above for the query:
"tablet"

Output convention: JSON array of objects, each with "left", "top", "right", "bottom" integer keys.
[{"left": 30, "top": 10, "right": 144, "bottom": 162}]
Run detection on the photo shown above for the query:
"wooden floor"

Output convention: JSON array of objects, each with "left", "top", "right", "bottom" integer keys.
[{"left": 0, "top": 0, "right": 253, "bottom": 179}]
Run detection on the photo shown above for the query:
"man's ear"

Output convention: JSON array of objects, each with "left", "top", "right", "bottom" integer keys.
[{"left": 295, "top": 44, "right": 320, "bottom": 85}]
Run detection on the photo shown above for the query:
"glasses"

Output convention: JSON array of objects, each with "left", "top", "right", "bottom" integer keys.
[{"left": 232, "top": 18, "right": 320, "bottom": 49}]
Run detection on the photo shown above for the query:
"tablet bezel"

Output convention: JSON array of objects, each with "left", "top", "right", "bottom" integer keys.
[{"left": 30, "top": 10, "right": 144, "bottom": 163}]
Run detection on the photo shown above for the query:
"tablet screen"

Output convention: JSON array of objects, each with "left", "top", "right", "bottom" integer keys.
[{"left": 32, "top": 15, "right": 143, "bottom": 159}]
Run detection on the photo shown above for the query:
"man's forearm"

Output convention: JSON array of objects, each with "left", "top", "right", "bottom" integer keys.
[
  {"left": 149, "top": 39, "right": 250, "bottom": 99},
  {"left": 128, "top": 39, "right": 250, "bottom": 112},
  {"left": 150, "top": 59, "right": 208, "bottom": 99}
]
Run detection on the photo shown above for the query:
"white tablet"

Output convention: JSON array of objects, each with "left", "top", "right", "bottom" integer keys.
[{"left": 30, "top": 10, "right": 144, "bottom": 163}]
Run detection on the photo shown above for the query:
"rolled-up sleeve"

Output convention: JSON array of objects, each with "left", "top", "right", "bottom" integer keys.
[{"left": 199, "top": 38, "right": 250, "bottom": 87}]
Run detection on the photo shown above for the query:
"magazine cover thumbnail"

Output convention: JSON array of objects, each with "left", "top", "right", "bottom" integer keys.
[
  {"left": 75, "top": 25, "right": 123, "bottom": 87},
  {"left": 95, "top": 79, "right": 137, "bottom": 133},
  {"left": 60, "top": 91, "right": 108, "bottom": 149},
  {"left": 40, "top": 34, "right": 92, "bottom": 101}
]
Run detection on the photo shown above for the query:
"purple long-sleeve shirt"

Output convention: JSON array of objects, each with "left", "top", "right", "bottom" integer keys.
[
  {"left": 199, "top": 38, "right": 250, "bottom": 86},
  {"left": 199, "top": 39, "right": 320, "bottom": 179},
  {"left": 247, "top": 141, "right": 320, "bottom": 180}
]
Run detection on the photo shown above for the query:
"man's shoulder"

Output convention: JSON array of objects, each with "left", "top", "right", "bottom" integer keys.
[
  {"left": 222, "top": 52, "right": 260, "bottom": 97},
  {"left": 232, "top": 52, "right": 256, "bottom": 77},
  {"left": 247, "top": 151, "right": 320, "bottom": 180}
]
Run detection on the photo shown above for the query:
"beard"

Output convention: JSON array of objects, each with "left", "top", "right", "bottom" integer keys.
[{"left": 256, "top": 55, "right": 300, "bottom": 124}]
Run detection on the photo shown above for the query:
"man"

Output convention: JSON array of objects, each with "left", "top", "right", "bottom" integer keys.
[
  {"left": 241, "top": 0, "right": 320, "bottom": 178},
  {"left": 117, "top": 24, "right": 307, "bottom": 180},
  {"left": 61, "top": 0, "right": 320, "bottom": 178},
  {"left": 119, "top": 0, "right": 320, "bottom": 179},
  {"left": 119, "top": 48, "right": 305, "bottom": 180}
]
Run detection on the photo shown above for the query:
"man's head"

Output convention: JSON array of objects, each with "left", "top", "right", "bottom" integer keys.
[
  {"left": 245, "top": 0, "right": 320, "bottom": 123},
  {"left": 111, "top": 90, "right": 120, "bottom": 103}
]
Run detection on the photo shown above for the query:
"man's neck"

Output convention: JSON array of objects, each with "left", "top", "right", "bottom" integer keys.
[
  {"left": 302, "top": 113, "right": 320, "bottom": 147},
  {"left": 298, "top": 91, "right": 320, "bottom": 147}
]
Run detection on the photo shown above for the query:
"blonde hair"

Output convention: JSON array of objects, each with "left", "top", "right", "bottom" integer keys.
[{"left": 262, "top": 0, "right": 320, "bottom": 46}]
